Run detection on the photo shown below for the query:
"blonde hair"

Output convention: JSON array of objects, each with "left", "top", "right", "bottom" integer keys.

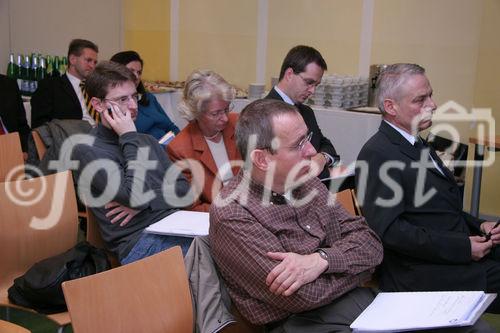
[{"left": 178, "top": 69, "right": 236, "bottom": 121}]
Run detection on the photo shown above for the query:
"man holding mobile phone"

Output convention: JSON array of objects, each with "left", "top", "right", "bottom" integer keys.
[{"left": 71, "top": 61, "right": 193, "bottom": 265}]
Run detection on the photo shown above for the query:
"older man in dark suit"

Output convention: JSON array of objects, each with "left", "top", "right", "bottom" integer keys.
[
  {"left": 265, "top": 45, "right": 339, "bottom": 180},
  {"left": 31, "top": 39, "right": 98, "bottom": 128},
  {"left": 356, "top": 63, "right": 500, "bottom": 315}
]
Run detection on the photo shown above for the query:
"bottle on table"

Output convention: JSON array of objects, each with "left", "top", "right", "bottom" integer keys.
[
  {"left": 46, "top": 55, "right": 53, "bottom": 77},
  {"left": 16, "top": 54, "right": 23, "bottom": 89},
  {"left": 29, "top": 54, "right": 39, "bottom": 93},
  {"left": 52, "top": 56, "right": 60, "bottom": 77},
  {"left": 59, "top": 56, "right": 68, "bottom": 74},
  {"left": 37, "top": 56, "right": 47, "bottom": 83},
  {"left": 20, "top": 55, "right": 31, "bottom": 96},
  {"left": 6, "top": 53, "right": 16, "bottom": 80}
]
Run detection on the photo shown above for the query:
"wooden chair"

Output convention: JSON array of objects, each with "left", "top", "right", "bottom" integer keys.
[
  {"left": 0, "top": 320, "right": 30, "bottom": 333},
  {"left": 85, "top": 208, "right": 120, "bottom": 267},
  {"left": 335, "top": 189, "right": 361, "bottom": 216},
  {"left": 0, "top": 132, "right": 25, "bottom": 182},
  {"left": 31, "top": 129, "right": 47, "bottom": 160},
  {"left": 62, "top": 246, "right": 193, "bottom": 333},
  {"left": 0, "top": 170, "right": 79, "bottom": 328}
]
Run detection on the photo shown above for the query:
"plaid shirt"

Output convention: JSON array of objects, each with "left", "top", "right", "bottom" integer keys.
[{"left": 209, "top": 171, "right": 383, "bottom": 325}]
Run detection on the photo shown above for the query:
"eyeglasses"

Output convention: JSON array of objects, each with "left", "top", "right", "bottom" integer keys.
[
  {"left": 288, "top": 131, "right": 313, "bottom": 151},
  {"left": 296, "top": 73, "right": 320, "bottom": 88},
  {"left": 204, "top": 102, "right": 234, "bottom": 119},
  {"left": 103, "top": 93, "right": 142, "bottom": 106}
]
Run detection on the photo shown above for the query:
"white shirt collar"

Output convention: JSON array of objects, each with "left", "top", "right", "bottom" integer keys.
[
  {"left": 384, "top": 120, "right": 417, "bottom": 145},
  {"left": 65, "top": 71, "right": 81, "bottom": 87},
  {"left": 273, "top": 86, "right": 295, "bottom": 105}
]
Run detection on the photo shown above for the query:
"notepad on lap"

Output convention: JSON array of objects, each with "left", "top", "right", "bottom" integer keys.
[
  {"left": 145, "top": 210, "right": 209, "bottom": 237},
  {"left": 350, "top": 291, "right": 496, "bottom": 332},
  {"left": 158, "top": 131, "right": 176, "bottom": 146}
]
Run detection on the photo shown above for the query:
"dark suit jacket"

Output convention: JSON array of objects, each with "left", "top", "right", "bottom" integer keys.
[
  {"left": 0, "top": 75, "right": 31, "bottom": 152},
  {"left": 265, "top": 88, "right": 337, "bottom": 157},
  {"left": 31, "top": 74, "right": 83, "bottom": 128},
  {"left": 265, "top": 88, "right": 337, "bottom": 179},
  {"left": 166, "top": 112, "right": 242, "bottom": 212},
  {"left": 356, "top": 120, "right": 489, "bottom": 292}
]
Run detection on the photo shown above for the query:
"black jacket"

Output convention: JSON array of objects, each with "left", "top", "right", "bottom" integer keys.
[
  {"left": 356, "top": 120, "right": 490, "bottom": 292},
  {"left": 0, "top": 75, "right": 31, "bottom": 151},
  {"left": 265, "top": 88, "right": 338, "bottom": 179},
  {"left": 31, "top": 74, "right": 83, "bottom": 128}
]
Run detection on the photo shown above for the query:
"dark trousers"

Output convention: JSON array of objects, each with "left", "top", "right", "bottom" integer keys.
[
  {"left": 267, "top": 287, "right": 375, "bottom": 333},
  {"left": 483, "top": 258, "right": 500, "bottom": 313}
]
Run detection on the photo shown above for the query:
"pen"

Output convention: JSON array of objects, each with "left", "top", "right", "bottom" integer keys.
[{"left": 485, "top": 220, "right": 500, "bottom": 241}]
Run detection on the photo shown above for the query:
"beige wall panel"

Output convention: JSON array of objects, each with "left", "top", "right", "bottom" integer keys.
[
  {"left": 178, "top": 0, "right": 258, "bottom": 89},
  {"left": 474, "top": 0, "right": 500, "bottom": 125},
  {"left": 123, "top": 0, "right": 170, "bottom": 81},
  {"left": 0, "top": 0, "right": 10, "bottom": 74},
  {"left": 266, "top": 0, "right": 363, "bottom": 87},
  {"left": 371, "top": 0, "right": 482, "bottom": 109},
  {"left": 8, "top": 0, "right": 121, "bottom": 61},
  {"left": 465, "top": 0, "right": 500, "bottom": 217}
]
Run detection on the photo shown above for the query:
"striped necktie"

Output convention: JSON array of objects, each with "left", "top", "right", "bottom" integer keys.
[{"left": 80, "top": 81, "right": 100, "bottom": 124}]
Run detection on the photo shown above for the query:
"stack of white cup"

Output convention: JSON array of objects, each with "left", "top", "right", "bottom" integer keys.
[{"left": 248, "top": 83, "right": 265, "bottom": 99}]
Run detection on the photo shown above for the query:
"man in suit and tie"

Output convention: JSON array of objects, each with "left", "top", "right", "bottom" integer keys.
[
  {"left": 265, "top": 45, "right": 339, "bottom": 180},
  {"left": 31, "top": 39, "right": 99, "bottom": 128},
  {"left": 356, "top": 63, "right": 500, "bottom": 315},
  {"left": 0, "top": 74, "right": 31, "bottom": 160}
]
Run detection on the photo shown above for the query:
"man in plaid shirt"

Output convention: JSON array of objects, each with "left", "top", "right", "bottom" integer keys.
[{"left": 209, "top": 99, "right": 382, "bottom": 332}]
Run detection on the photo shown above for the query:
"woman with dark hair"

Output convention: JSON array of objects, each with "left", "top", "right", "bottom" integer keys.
[{"left": 110, "top": 51, "right": 179, "bottom": 139}]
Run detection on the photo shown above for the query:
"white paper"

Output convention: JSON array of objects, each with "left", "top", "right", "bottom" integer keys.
[
  {"left": 350, "top": 291, "right": 496, "bottom": 332},
  {"left": 145, "top": 210, "right": 209, "bottom": 238}
]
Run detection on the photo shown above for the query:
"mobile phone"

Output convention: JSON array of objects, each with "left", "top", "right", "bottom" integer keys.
[{"left": 107, "top": 107, "right": 114, "bottom": 119}]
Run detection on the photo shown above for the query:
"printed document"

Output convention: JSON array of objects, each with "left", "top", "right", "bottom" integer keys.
[
  {"left": 350, "top": 291, "right": 496, "bottom": 332},
  {"left": 145, "top": 210, "right": 209, "bottom": 238}
]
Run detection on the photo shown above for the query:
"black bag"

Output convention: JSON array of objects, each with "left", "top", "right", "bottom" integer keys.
[{"left": 8, "top": 241, "right": 111, "bottom": 314}]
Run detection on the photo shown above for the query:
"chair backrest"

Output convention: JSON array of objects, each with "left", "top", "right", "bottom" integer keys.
[
  {"left": 62, "top": 246, "right": 193, "bottom": 333},
  {"left": 0, "top": 171, "right": 79, "bottom": 293},
  {"left": 0, "top": 132, "right": 24, "bottom": 182},
  {"left": 0, "top": 320, "right": 30, "bottom": 333},
  {"left": 335, "top": 189, "right": 360, "bottom": 216},
  {"left": 31, "top": 129, "right": 47, "bottom": 160},
  {"left": 85, "top": 208, "right": 120, "bottom": 267}
]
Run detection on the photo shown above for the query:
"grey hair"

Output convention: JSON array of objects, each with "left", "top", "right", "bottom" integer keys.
[
  {"left": 178, "top": 69, "right": 236, "bottom": 121},
  {"left": 377, "top": 63, "right": 426, "bottom": 114},
  {"left": 236, "top": 99, "right": 299, "bottom": 161}
]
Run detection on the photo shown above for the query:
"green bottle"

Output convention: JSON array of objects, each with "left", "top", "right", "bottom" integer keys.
[
  {"left": 59, "top": 56, "right": 68, "bottom": 74},
  {"left": 52, "top": 56, "right": 60, "bottom": 77},
  {"left": 16, "top": 54, "right": 23, "bottom": 89},
  {"left": 29, "top": 55, "right": 39, "bottom": 93},
  {"left": 46, "top": 55, "right": 53, "bottom": 77},
  {"left": 20, "top": 55, "right": 31, "bottom": 96},
  {"left": 7, "top": 53, "right": 16, "bottom": 79},
  {"left": 37, "top": 57, "right": 47, "bottom": 82}
]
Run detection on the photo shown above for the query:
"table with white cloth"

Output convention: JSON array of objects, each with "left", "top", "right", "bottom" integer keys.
[{"left": 153, "top": 91, "right": 381, "bottom": 166}]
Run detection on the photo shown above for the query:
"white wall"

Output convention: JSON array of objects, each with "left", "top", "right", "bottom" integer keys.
[{"left": 1, "top": 0, "right": 123, "bottom": 73}]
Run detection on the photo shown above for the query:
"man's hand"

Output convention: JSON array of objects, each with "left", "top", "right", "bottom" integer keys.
[
  {"left": 265, "top": 252, "right": 328, "bottom": 296},
  {"left": 469, "top": 236, "right": 492, "bottom": 261},
  {"left": 105, "top": 201, "right": 141, "bottom": 226},
  {"left": 310, "top": 153, "right": 327, "bottom": 177},
  {"left": 480, "top": 221, "right": 500, "bottom": 245},
  {"left": 103, "top": 102, "right": 136, "bottom": 136}
]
